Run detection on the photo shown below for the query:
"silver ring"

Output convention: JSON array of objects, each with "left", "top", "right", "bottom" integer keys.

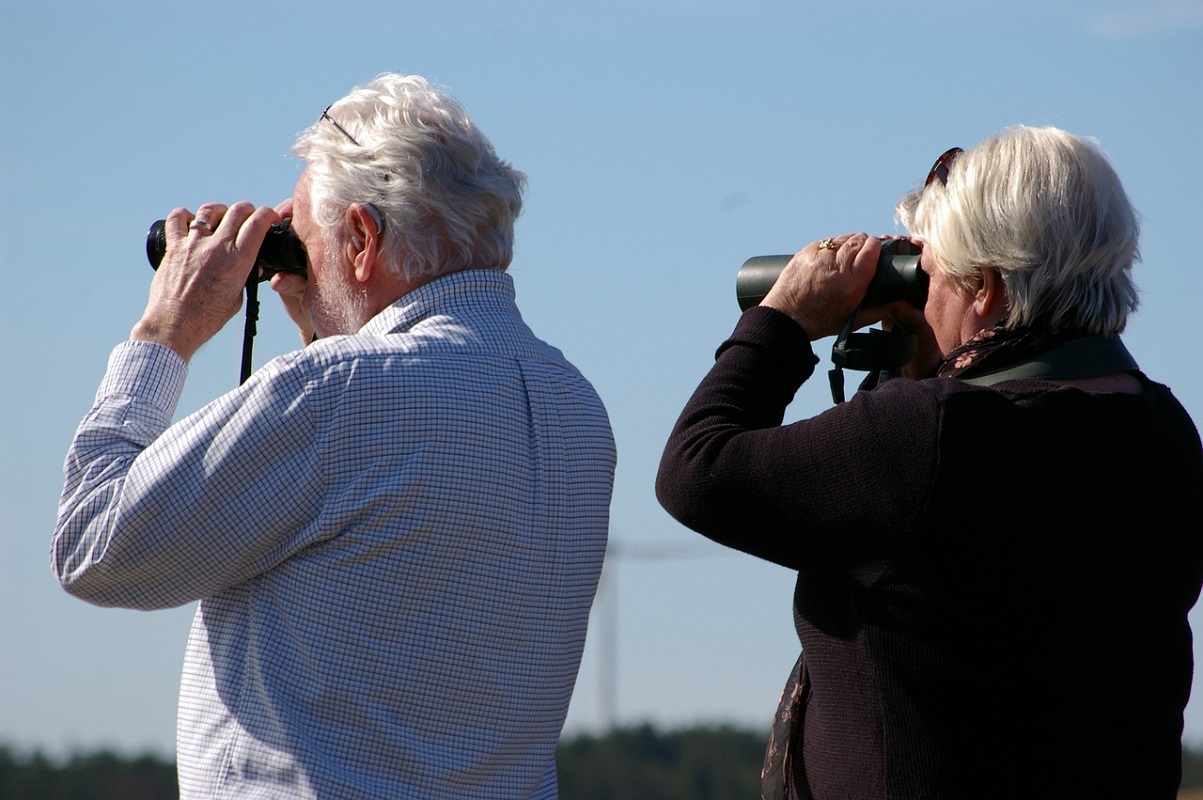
[
  {"left": 189, "top": 218, "right": 213, "bottom": 233},
  {"left": 818, "top": 238, "right": 838, "bottom": 251}
]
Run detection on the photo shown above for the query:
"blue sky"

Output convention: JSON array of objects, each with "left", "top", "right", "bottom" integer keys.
[{"left": 2, "top": 0, "right": 1201, "bottom": 757}]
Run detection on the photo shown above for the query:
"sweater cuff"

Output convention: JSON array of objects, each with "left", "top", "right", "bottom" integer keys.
[{"left": 717, "top": 306, "right": 820, "bottom": 380}]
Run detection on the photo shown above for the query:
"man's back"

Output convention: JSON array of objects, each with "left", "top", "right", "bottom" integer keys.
[{"left": 57, "top": 271, "right": 616, "bottom": 799}]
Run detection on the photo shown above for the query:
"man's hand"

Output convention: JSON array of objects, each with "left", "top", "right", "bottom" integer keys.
[
  {"left": 131, "top": 202, "right": 279, "bottom": 361},
  {"left": 268, "top": 197, "right": 317, "bottom": 346},
  {"left": 269, "top": 271, "right": 314, "bottom": 346},
  {"left": 760, "top": 234, "right": 880, "bottom": 340}
]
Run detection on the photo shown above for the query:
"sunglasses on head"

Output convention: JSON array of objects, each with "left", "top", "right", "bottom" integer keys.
[{"left": 925, "top": 147, "right": 963, "bottom": 188}]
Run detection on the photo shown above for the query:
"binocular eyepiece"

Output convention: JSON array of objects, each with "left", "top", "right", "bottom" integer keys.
[
  {"left": 735, "top": 238, "right": 926, "bottom": 311},
  {"left": 145, "top": 218, "right": 308, "bottom": 282}
]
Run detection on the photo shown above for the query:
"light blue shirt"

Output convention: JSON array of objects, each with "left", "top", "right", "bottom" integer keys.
[{"left": 54, "top": 270, "right": 616, "bottom": 799}]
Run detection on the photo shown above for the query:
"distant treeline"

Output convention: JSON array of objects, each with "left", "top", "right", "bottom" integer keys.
[
  {"left": 557, "top": 725, "right": 763, "bottom": 800},
  {"left": 4, "top": 726, "right": 1203, "bottom": 799},
  {"left": 0, "top": 748, "right": 176, "bottom": 800}
]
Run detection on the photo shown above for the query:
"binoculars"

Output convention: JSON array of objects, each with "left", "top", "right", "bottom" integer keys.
[
  {"left": 735, "top": 238, "right": 926, "bottom": 311},
  {"left": 146, "top": 218, "right": 308, "bottom": 282}
]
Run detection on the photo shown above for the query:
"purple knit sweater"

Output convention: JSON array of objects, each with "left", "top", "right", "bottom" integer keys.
[{"left": 657, "top": 307, "right": 1203, "bottom": 799}]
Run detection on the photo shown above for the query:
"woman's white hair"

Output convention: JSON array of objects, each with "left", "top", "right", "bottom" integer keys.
[
  {"left": 896, "top": 125, "right": 1140, "bottom": 335},
  {"left": 294, "top": 74, "right": 526, "bottom": 282}
]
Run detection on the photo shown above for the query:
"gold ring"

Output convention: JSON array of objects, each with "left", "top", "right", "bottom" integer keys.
[
  {"left": 818, "top": 238, "right": 838, "bottom": 250},
  {"left": 189, "top": 218, "right": 213, "bottom": 233}
]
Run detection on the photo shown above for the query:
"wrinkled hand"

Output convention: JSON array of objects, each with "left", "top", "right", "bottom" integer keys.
[
  {"left": 269, "top": 271, "right": 314, "bottom": 345},
  {"left": 268, "top": 197, "right": 316, "bottom": 346},
  {"left": 880, "top": 301, "right": 942, "bottom": 379},
  {"left": 760, "top": 234, "right": 881, "bottom": 340},
  {"left": 131, "top": 202, "right": 279, "bottom": 361}
]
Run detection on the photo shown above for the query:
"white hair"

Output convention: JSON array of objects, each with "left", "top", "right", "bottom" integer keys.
[
  {"left": 896, "top": 125, "right": 1140, "bottom": 335},
  {"left": 294, "top": 74, "right": 526, "bottom": 282}
]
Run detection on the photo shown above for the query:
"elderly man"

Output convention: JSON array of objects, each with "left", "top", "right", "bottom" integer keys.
[{"left": 54, "top": 74, "right": 615, "bottom": 799}]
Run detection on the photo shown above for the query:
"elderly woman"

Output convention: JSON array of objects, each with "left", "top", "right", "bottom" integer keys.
[{"left": 657, "top": 126, "right": 1203, "bottom": 799}]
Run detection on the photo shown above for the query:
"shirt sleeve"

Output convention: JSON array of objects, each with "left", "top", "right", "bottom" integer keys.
[
  {"left": 655, "top": 307, "right": 940, "bottom": 576},
  {"left": 53, "top": 341, "right": 326, "bottom": 609}
]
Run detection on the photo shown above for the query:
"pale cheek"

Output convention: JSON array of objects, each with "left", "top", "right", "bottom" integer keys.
[
  {"left": 302, "top": 253, "right": 326, "bottom": 296},
  {"left": 918, "top": 257, "right": 971, "bottom": 355},
  {"left": 928, "top": 314, "right": 953, "bottom": 354}
]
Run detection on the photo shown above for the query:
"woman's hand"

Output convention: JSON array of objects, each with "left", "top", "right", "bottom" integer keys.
[
  {"left": 877, "top": 300, "right": 941, "bottom": 378},
  {"left": 760, "top": 234, "right": 881, "bottom": 340}
]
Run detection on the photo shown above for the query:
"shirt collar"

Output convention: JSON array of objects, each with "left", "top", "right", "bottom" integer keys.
[{"left": 358, "top": 269, "right": 517, "bottom": 337}]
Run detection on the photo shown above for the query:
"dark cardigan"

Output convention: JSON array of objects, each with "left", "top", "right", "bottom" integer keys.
[{"left": 657, "top": 307, "right": 1203, "bottom": 799}]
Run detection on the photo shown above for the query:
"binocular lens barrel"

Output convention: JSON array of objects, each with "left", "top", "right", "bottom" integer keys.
[
  {"left": 145, "top": 218, "right": 308, "bottom": 282},
  {"left": 735, "top": 239, "right": 926, "bottom": 311}
]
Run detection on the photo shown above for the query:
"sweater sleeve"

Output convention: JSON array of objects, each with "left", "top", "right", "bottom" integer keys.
[{"left": 656, "top": 307, "right": 940, "bottom": 575}]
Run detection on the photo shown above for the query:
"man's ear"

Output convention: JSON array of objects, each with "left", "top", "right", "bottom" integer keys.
[{"left": 344, "top": 203, "right": 383, "bottom": 283}]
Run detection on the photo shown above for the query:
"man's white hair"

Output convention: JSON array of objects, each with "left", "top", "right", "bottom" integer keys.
[{"left": 294, "top": 73, "right": 527, "bottom": 282}]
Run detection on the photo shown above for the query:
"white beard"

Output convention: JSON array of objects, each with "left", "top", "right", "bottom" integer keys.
[{"left": 310, "top": 238, "right": 372, "bottom": 336}]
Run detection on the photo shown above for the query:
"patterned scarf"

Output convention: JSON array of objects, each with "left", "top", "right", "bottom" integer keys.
[{"left": 936, "top": 324, "right": 1080, "bottom": 380}]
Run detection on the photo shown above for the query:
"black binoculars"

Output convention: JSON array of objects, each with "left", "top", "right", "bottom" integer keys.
[{"left": 145, "top": 218, "right": 308, "bottom": 282}]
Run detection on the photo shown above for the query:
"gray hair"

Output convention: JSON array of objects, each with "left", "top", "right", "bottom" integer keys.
[
  {"left": 294, "top": 74, "right": 526, "bottom": 282},
  {"left": 896, "top": 125, "right": 1140, "bottom": 335}
]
